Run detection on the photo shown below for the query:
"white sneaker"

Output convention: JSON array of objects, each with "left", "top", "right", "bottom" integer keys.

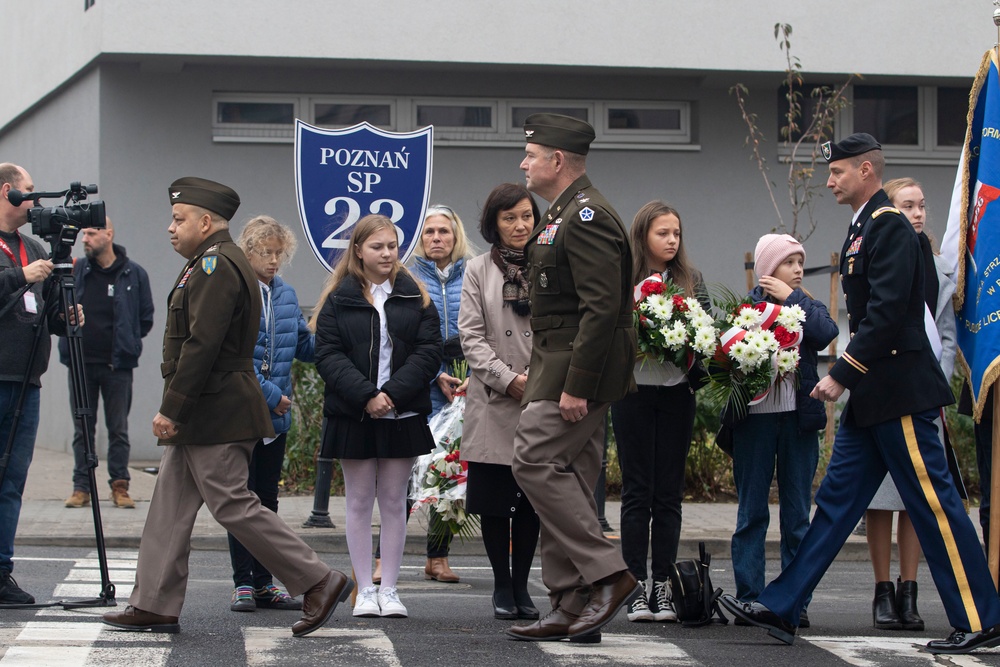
[
  {"left": 653, "top": 580, "right": 677, "bottom": 622},
  {"left": 353, "top": 585, "right": 380, "bottom": 617},
  {"left": 377, "top": 586, "right": 408, "bottom": 618}
]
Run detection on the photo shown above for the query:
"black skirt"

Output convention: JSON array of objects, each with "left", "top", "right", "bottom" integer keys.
[
  {"left": 324, "top": 414, "right": 434, "bottom": 460},
  {"left": 466, "top": 461, "right": 532, "bottom": 517}
]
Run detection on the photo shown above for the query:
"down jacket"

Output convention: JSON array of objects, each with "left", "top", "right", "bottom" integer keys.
[
  {"left": 314, "top": 270, "right": 442, "bottom": 420},
  {"left": 255, "top": 275, "right": 315, "bottom": 435}
]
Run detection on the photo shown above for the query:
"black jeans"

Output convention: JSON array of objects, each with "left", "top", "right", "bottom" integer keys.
[
  {"left": 69, "top": 364, "right": 133, "bottom": 492},
  {"left": 611, "top": 383, "right": 695, "bottom": 582},
  {"left": 228, "top": 433, "right": 287, "bottom": 588}
]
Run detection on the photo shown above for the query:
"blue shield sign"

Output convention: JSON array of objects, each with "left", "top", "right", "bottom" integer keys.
[{"left": 295, "top": 120, "right": 433, "bottom": 272}]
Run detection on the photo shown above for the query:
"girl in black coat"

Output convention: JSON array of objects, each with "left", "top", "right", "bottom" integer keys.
[{"left": 311, "top": 214, "right": 442, "bottom": 619}]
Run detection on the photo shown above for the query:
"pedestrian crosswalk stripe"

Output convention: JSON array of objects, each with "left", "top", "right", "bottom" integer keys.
[
  {"left": 538, "top": 634, "right": 698, "bottom": 665},
  {"left": 801, "top": 635, "right": 999, "bottom": 664},
  {"left": 243, "top": 627, "right": 402, "bottom": 667}
]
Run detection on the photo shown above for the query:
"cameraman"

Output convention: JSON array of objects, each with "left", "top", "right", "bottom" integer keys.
[{"left": 0, "top": 163, "right": 82, "bottom": 605}]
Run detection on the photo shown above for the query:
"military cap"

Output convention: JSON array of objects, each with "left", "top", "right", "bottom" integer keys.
[
  {"left": 523, "top": 113, "right": 596, "bottom": 155},
  {"left": 168, "top": 177, "right": 241, "bottom": 220},
  {"left": 822, "top": 133, "right": 882, "bottom": 163}
]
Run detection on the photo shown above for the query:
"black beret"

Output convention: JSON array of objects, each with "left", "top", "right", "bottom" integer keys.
[
  {"left": 168, "top": 177, "right": 241, "bottom": 221},
  {"left": 822, "top": 133, "right": 882, "bottom": 163},
  {"left": 523, "top": 113, "right": 596, "bottom": 155}
]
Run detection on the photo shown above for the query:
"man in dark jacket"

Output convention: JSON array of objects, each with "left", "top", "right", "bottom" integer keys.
[
  {"left": 59, "top": 218, "right": 154, "bottom": 509},
  {"left": 721, "top": 134, "right": 1000, "bottom": 655},
  {"left": 102, "top": 177, "right": 351, "bottom": 636},
  {"left": 0, "top": 162, "right": 78, "bottom": 605}
]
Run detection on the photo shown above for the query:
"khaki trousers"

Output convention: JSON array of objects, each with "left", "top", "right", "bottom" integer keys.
[
  {"left": 129, "top": 441, "right": 329, "bottom": 616},
  {"left": 512, "top": 400, "right": 626, "bottom": 615}
]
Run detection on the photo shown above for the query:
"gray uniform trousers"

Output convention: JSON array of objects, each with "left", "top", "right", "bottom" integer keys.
[
  {"left": 512, "top": 399, "right": 627, "bottom": 615},
  {"left": 129, "top": 440, "right": 329, "bottom": 616}
]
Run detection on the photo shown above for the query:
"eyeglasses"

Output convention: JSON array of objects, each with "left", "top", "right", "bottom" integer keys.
[
  {"left": 426, "top": 204, "right": 457, "bottom": 219},
  {"left": 253, "top": 249, "right": 286, "bottom": 261}
]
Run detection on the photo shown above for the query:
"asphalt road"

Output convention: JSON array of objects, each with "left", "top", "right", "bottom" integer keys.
[{"left": 3, "top": 546, "right": 1000, "bottom": 666}]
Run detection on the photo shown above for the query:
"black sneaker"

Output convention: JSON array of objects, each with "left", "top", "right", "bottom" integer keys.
[
  {"left": 0, "top": 571, "right": 35, "bottom": 605},
  {"left": 626, "top": 582, "right": 654, "bottom": 622}
]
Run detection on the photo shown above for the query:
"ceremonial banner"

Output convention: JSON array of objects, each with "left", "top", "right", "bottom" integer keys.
[
  {"left": 295, "top": 120, "right": 433, "bottom": 272},
  {"left": 956, "top": 50, "right": 1000, "bottom": 420}
]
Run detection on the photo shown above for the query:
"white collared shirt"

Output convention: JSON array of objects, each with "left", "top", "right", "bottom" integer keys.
[{"left": 369, "top": 280, "right": 417, "bottom": 420}]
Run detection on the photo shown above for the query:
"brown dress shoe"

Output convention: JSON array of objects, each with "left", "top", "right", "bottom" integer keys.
[
  {"left": 64, "top": 490, "right": 90, "bottom": 508},
  {"left": 291, "top": 569, "right": 353, "bottom": 638},
  {"left": 110, "top": 480, "right": 135, "bottom": 509},
  {"left": 102, "top": 605, "right": 179, "bottom": 633},
  {"left": 568, "top": 571, "right": 640, "bottom": 638},
  {"left": 373, "top": 558, "right": 382, "bottom": 585},
  {"left": 506, "top": 607, "right": 579, "bottom": 642},
  {"left": 425, "top": 557, "right": 460, "bottom": 583}
]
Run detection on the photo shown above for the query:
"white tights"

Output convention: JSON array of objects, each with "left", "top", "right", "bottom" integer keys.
[{"left": 340, "top": 457, "right": 414, "bottom": 590}]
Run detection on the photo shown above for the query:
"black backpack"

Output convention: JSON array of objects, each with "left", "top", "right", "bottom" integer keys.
[{"left": 667, "top": 541, "right": 729, "bottom": 627}]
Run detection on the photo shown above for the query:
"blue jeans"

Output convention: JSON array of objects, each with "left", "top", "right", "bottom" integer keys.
[
  {"left": 69, "top": 364, "right": 133, "bottom": 492},
  {"left": 731, "top": 411, "right": 818, "bottom": 602},
  {"left": 0, "top": 381, "right": 40, "bottom": 574},
  {"left": 611, "top": 384, "right": 695, "bottom": 582}
]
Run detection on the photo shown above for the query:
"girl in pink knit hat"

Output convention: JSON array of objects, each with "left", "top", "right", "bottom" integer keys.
[{"left": 728, "top": 233, "right": 838, "bottom": 628}]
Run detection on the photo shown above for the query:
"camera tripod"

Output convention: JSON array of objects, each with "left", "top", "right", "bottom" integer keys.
[{"left": 0, "top": 257, "right": 116, "bottom": 610}]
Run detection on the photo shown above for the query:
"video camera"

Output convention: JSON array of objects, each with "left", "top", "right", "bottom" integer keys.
[{"left": 8, "top": 182, "right": 106, "bottom": 266}]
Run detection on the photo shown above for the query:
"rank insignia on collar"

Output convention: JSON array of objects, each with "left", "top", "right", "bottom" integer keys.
[
  {"left": 201, "top": 256, "right": 218, "bottom": 275},
  {"left": 176, "top": 266, "right": 195, "bottom": 289},
  {"left": 579, "top": 207, "right": 594, "bottom": 221},
  {"left": 207, "top": 243, "right": 220, "bottom": 252},
  {"left": 554, "top": 218, "right": 562, "bottom": 225},
  {"left": 846, "top": 236, "right": 863, "bottom": 256}
]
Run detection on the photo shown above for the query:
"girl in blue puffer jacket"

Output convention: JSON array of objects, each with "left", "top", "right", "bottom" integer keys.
[{"left": 227, "top": 215, "right": 315, "bottom": 613}]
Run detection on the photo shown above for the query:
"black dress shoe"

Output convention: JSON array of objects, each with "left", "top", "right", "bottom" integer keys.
[
  {"left": 873, "top": 581, "right": 902, "bottom": 630},
  {"left": 895, "top": 579, "right": 924, "bottom": 631},
  {"left": 926, "top": 624, "right": 1000, "bottom": 654},
  {"left": 507, "top": 607, "right": 578, "bottom": 641},
  {"left": 493, "top": 592, "right": 518, "bottom": 620},
  {"left": 719, "top": 594, "right": 796, "bottom": 645},
  {"left": 516, "top": 603, "right": 540, "bottom": 620}
]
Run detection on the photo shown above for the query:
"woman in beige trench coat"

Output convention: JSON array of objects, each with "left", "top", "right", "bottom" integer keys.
[{"left": 459, "top": 183, "right": 542, "bottom": 621}]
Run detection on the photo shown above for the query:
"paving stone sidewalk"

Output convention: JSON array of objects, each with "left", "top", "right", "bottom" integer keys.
[{"left": 18, "top": 446, "right": 945, "bottom": 560}]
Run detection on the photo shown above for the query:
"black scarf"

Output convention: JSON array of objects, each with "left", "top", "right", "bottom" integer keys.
[{"left": 491, "top": 245, "right": 531, "bottom": 317}]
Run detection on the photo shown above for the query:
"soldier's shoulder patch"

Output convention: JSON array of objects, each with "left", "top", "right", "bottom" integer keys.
[
  {"left": 871, "top": 206, "right": 901, "bottom": 219},
  {"left": 201, "top": 256, "right": 218, "bottom": 275},
  {"left": 579, "top": 207, "right": 595, "bottom": 221}
]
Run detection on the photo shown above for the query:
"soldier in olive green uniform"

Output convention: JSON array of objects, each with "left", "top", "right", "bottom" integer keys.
[
  {"left": 103, "top": 178, "right": 351, "bottom": 638},
  {"left": 508, "top": 115, "right": 639, "bottom": 643}
]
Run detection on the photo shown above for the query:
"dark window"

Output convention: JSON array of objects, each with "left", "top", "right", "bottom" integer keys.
[
  {"left": 216, "top": 102, "right": 294, "bottom": 125},
  {"left": 776, "top": 83, "right": 839, "bottom": 143},
  {"left": 85, "top": 0, "right": 95, "bottom": 9},
  {"left": 938, "top": 86, "right": 971, "bottom": 147},
  {"left": 607, "top": 107, "right": 681, "bottom": 131},
  {"left": 853, "top": 85, "right": 919, "bottom": 145},
  {"left": 416, "top": 105, "right": 492, "bottom": 128},
  {"left": 510, "top": 106, "right": 588, "bottom": 129},
  {"left": 315, "top": 103, "right": 391, "bottom": 128}
]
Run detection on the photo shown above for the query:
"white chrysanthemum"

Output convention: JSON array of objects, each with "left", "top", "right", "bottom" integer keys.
[
  {"left": 775, "top": 349, "right": 800, "bottom": 374},
  {"left": 777, "top": 305, "right": 807, "bottom": 331},
  {"left": 690, "top": 312, "right": 715, "bottom": 329},
  {"left": 684, "top": 297, "right": 702, "bottom": 313},
  {"left": 651, "top": 301, "right": 673, "bottom": 322},
  {"left": 733, "top": 308, "right": 763, "bottom": 329},
  {"left": 743, "top": 329, "right": 778, "bottom": 354},
  {"left": 693, "top": 328, "right": 717, "bottom": 356}
]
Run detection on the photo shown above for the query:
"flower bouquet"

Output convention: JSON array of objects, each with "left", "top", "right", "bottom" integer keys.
[
  {"left": 706, "top": 289, "right": 806, "bottom": 418},
  {"left": 633, "top": 273, "right": 718, "bottom": 371},
  {"left": 409, "top": 361, "right": 479, "bottom": 545}
]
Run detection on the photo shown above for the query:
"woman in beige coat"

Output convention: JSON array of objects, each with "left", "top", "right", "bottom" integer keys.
[{"left": 459, "top": 183, "right": 541, "bottom": 621}]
